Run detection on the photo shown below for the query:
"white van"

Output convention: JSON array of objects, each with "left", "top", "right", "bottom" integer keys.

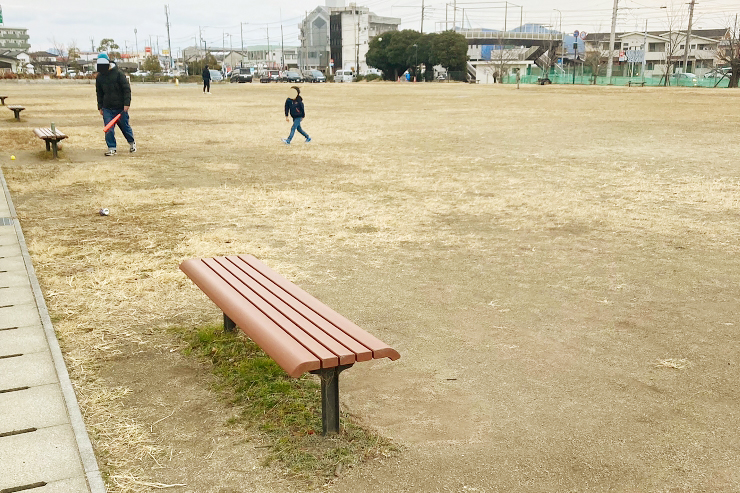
[{"left": 335, "top": 69, "right": 354, "bottom": 83}]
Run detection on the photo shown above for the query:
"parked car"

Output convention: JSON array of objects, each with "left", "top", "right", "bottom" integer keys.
[
  {"left": 230, "top": 68, "right": 253, "bottom": 83},
  {"left": 209, "top": 69, "right": 223, "bottom": 82},
  {"left": 132, "top": 70, "right": 151, "bottom": 77},
  {"left": 669, "top": 72, "right": 698, "bottom": 86},
  {"left": 304, "top": 70, "right": 326, "bottom": 83},
  {"left": 281, "top": 70, "right": 303, "bottom": 83},
  {"left": 260, "top": 70, "right": 280, "bottom": 83},
  {"left": 703, "top": 67, "right": 732, "bottom": 78}
]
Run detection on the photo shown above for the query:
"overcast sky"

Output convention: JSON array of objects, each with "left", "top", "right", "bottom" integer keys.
[{"left": 2, "top": 0, "right": 737, "bottom": 53}]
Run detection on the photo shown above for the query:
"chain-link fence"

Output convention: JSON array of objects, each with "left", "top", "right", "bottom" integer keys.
[{"left": 502, "top": 73, "right": 731, "bottom": 88}]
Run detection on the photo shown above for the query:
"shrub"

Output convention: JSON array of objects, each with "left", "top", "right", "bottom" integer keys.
[{"left": 365, "top": 74, "right": 381, "bottom": 82}]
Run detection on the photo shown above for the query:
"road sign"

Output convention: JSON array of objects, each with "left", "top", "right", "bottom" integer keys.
[
  {"left": 145, "top": 46, "right": 152, "bottom": 54},
  {"left": 573, "top": 30, "right": 580, "bottom": 38},
  {"left": 579, "top": 31, "right": 588, "bottom": 40}
]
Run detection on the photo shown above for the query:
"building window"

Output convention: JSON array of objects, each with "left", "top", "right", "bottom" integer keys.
[
  {"left": 647, "top": 62, "right": 655, "bottom": 70},
  {"left": 649, "top": 43, "right": 665, "bottom": 52}
]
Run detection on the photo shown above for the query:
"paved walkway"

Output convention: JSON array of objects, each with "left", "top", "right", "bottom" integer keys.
[{"left": 0, "top": 168, "right": 106, "bottom": 493}]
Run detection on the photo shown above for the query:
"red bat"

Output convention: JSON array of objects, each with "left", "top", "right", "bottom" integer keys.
[{"left": 103, "top": 113, "right": 122, "bottom": 132}]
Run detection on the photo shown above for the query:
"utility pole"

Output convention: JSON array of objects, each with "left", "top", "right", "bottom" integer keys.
[
  {"left": 453, "top": 0, "right": 457, "bottom": 32},
  {"left": 91, "top": 38, "right": 95, "bottom": 52},
  {"left": 266, "top": 25, "right": 270, "bottom": 69},
  {"left": 281, "top": 23, "right": 285, "bottom": 70},
  {"left": 605, "top": 0, "right": 619, "bottom": 81},
  {"left": 421, "top": 0, "right": 425, "bottom": 33},
  {"left": 682, "top": 0, "right": 696, "bottom": 73},
  {"left": 240, "top": 22, "right": 244, "bottom": 67},
  {"left": 354, "top": 5, "right": 359, "bottom": 72},
  {"left": 134, "top": 29, "right": 138, "bottom": 56},
  {"left": 641, "top": 20, "right": 648, "bottom": 82},
  {"left": 504, "top": 1, "right": 508, "bottom": 32},
  {"left": 165, "top": 5, "right": 173, "bottom": 72}
]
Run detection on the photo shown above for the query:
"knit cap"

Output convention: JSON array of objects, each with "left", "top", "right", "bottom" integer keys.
[{"left": 97, "top": 53, "right": 110, "bottom": 64}]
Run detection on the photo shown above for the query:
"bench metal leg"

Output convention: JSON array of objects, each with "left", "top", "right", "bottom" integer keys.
[
  {"left": 224, "top": 313, "right": 236, "bottom": 332},
  {"left": 51, "top": 141, "right": 58, "bottom": 159},
  {"left": 311, "top": 364, "right": 353, "bottom": 435},
  {"left": 13, "top": 111, "right": 21, "bottom": 121},
  {"left": 45, "top": 141, "right": 51, "bottom": 151}
]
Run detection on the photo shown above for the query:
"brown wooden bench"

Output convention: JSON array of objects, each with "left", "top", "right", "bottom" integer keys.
[
  {"left": 0, "top": 96, "right": 8, "bottom": 105},
  {"left": 180, "top": 254, "right": 400, "bottom": 434},
  {"left": 8, "top": 105, "right": 25, "bottom": 121},
  {"left": 33, "top": 128, "right": 68, "bottom": 159},
  {"left": 628, "top": 81, "right": 646, "bottom": 87}
]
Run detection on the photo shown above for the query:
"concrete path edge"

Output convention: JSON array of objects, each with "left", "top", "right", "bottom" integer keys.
[{"left": 0, "top": 167, "right": 107, "bottom": 493}]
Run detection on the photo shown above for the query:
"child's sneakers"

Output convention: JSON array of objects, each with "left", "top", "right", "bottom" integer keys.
[
  {"left": 129, "top": 142, "right": 137, "bottom": 153},
  {"left": 305, "top": 137, "right": 312, "bottom": 143},
  {"left": 104, "top": 149, "right": 117, "bottom": 156},
  {"left": 282, "top": 138, "right": 290, "bottom": 145}
]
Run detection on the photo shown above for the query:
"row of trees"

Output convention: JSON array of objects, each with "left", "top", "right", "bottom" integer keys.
[{"left": 366, "top": 30, "right": 468, "bottom": 81}]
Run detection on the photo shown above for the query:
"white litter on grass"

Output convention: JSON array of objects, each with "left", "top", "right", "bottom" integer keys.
[{"left": 655, "top": 358, "right": 689, "bottom": 370}]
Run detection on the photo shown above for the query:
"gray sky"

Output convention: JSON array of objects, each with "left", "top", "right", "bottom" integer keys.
[{"left": 2, "top": 0, "right": 737, "bottom": 53}]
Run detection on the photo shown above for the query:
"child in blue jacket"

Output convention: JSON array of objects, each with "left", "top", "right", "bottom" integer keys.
[{"left": 282, "top": 86, "right": 311, "bottom": 144}]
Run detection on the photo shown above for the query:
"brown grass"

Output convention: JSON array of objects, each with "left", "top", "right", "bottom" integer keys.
[{"left": 2, "top": 80, "right": 740, "bottom": 492}]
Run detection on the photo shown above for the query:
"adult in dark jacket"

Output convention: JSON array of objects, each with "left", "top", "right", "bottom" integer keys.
[
  {"left": 282, "top": 86, "right": 311, "bottom": 144},
  {"left": 95, "top": 53, "right": 136, "bottom": 156},
  {"left": 202, "top": 65, "right": 211, "bottom": 94}
]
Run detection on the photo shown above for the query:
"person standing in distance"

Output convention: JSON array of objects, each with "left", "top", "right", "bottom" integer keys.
[
  {"left": 95, "top": 53, "right": 136, "bottom": 156},
  {"left": 202, "top": 64, "right": 211, "bottom": 94},
  {"left": 282, "top": 86, "right": 311, "bottom": 145}
]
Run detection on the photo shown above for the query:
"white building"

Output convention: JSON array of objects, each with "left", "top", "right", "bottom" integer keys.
[
  {"left": 299, "top": 1, "right": 400, "bottom": 74},
  {"left": 585, "top": 29, "right": 724, "bottom": 78}
]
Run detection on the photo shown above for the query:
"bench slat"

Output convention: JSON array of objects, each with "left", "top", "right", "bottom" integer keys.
[
  {"left": 222, "top": 256, "right": 374, "bottom": 362},
  {"left": 239, "top": 255, "right": 401, "bottom": 362},
  {"left": 33, "top": 128, "right": 67, "bottom": 140},
  {"left": 202, "top": 258, "right": 342, "bottom": 368},
  {"left": 180, "top": 259, "right": 322, "bottom": 377},
  {"left": 213, "top": 257, "right": 361, "bottom": 365}
]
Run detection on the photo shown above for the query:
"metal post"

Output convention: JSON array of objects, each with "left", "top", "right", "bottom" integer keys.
[
  {"left": 224, "top": 313, "right": 236, "bottom": 332},
  {"left": 311, "top": 365, "right": 353, "bottom": 435}
]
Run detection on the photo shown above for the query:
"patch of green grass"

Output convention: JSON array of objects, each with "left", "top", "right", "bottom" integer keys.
[{"left": 176, "top": 324, "right": 397, "bottom": 481}]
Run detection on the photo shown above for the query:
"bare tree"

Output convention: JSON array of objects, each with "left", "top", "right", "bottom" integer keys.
[
  {"left": 584, "top": 44, "right": 610, "bottom": 84},
  {"left": 486, "top": 39, "right": 522, "bottom": 83},
  {"left": 716, "top": 15, "right": 740, "bottom": 88},
  {"left": 538, "top": 33, "right": 562, "bottom": 78},
  {"left": 659, "top": 1, "right": 688, "bottom": 86},
  {"left": 49, "top": 38, "right": 68, "bottom": 74}
]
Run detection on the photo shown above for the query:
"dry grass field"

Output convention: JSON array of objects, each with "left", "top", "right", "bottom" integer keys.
[{"left": 1, "top": 80, "right": 740, "bottom": 492}]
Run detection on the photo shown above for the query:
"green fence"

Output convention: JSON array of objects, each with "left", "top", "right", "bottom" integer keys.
[{"left": 503, "top": 73, "right": 731, "bottom": 88}]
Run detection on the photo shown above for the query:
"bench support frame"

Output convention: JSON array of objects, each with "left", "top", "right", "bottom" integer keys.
[
  {"left": 44, "top": 140, "right": 60, "bottom": 159},
  {"left": 223, "top": 312, "right": 353, "bottom": 435},
  {"left": 311, "top": 364, "right": 353, "bottom": 435}
]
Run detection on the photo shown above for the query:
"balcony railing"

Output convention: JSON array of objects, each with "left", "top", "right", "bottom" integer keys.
[{"left": 462, "top": 30, "right": 561, "bottom": 41}]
